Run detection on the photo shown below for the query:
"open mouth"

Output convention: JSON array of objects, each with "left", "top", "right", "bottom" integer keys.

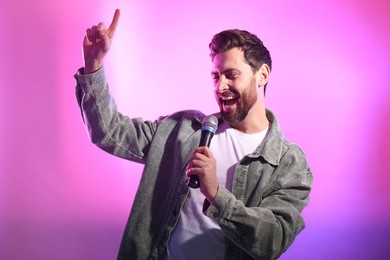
[{"left": 219, "top": 95, "right": 238, "bottom": 107}]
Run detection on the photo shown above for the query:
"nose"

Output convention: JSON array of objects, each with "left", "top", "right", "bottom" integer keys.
[{"left": 216, "top": 76, "right": 229, "bottom": 93}]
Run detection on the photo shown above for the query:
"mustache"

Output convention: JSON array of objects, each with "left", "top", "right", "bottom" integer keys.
[{"left": 216, "top": 91, "right": 238, "bottom": 99}]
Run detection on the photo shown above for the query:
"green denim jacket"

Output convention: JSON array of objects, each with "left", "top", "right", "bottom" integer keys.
[{"left": 75, "top": 67, "right": 313, "bottom": 260}]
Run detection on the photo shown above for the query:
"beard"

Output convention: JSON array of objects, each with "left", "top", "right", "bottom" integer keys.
[{"left": 218, "top": 78, "right": 257, "bottom": 124}]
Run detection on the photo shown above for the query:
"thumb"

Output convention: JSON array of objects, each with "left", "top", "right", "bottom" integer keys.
[{"left": 100, "top": 31, "right": 111, "bottom": 52}]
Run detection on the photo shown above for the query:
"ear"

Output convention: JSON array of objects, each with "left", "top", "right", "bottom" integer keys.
[{"left": 256, "top": 64, "right": 271, "bottom": 88}]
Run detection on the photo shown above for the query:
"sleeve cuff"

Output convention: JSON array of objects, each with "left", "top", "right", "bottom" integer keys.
[
  {"left": 74, "top": 66, "right": 106, "bottom": 93},
  {"left": 203, "top": 186, "right": 232, "bottom": 222}
]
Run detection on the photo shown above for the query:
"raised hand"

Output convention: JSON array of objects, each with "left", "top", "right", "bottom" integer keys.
[{"left": 83, "top": 9, "right": 120, "bottom": 74}]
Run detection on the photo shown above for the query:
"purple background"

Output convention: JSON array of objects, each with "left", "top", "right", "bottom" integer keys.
[{"left": 1, "top": 0, "right": 389, "bottom": 259}]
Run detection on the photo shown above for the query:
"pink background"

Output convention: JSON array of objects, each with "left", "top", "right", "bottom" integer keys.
[{"left": 1, "top": 0, "right": 389, "bottom": 259}]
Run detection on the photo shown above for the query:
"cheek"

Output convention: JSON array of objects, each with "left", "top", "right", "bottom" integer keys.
[{"left": 213, "top": 91, "right": 221, "bottom": 103}]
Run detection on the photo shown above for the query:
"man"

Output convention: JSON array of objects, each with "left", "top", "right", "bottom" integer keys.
[{"left": 75, "top": 9, "right": 313, "bottom": 260}]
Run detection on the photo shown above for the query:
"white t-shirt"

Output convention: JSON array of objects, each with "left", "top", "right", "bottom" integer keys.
[{"left": 164, "top": 122, "right": 268, "bottom": 260}]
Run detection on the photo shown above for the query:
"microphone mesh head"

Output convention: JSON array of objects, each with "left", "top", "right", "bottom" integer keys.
[{"left": 201, "top": 115, "right": 218, "bottom": 133}]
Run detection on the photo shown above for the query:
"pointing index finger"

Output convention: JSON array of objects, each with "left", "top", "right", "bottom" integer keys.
[{"left": 107, "top": 9, "right": 120, "bottom": 38}]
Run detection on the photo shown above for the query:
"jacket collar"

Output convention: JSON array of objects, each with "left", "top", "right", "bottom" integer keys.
[
  {"left": 204, "top": 109, "right": 284, "bottom": 166},
  {"left": 249, "top": 109, "right": 285, "bottom": 166},
  {"left": 195, "top": 109, "right": 285, "bottom": 166}
]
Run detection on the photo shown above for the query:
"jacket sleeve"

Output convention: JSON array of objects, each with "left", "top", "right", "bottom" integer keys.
[
  {"left": 203, "top": 147, "right": 313, "bottom": 260},
  {"left": 74, "top": 67, "right": 159, "bottom": 163}
]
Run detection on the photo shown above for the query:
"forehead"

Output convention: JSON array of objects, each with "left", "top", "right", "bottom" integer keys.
[{"left": 211, "top": 47, "right": 249, "bottom": 73}]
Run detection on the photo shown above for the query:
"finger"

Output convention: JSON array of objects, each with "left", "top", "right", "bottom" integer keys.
[
  {"left": 194, "top": 147, "right": 213, "bottom": 159},
  {"left": 85, "top": 28, "right": 92, "bottom": 42},
  {"left": 83, "top": 35, "right": 91, "bottom": 47},
  {"left": 96, "top": 22, "right": 109, "bottom": 48},
  {"left": 185, "top": 167, "right": 193, "bottom": 177},
  {"left": 186, "top": 167, "right": 203, "bottom": 178},
  {"left": 84, "top": 29, "right": 92, "bottom": 44},
  {"left": 107, "top": 9, "right": 120, "bottom": 38},
  {"left": 192, "top": 154, "right": 208, "bottom": 164},
  {"left": 97, "top": 22, "right": 107, "bottom": 34},
  {"left": 88, "top": 25, "right": 99, "bottom": 43},
  {"left": 201, "top": 147, "right": 213, "bottom": 158}
]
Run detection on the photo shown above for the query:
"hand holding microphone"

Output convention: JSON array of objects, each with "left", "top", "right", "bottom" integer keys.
[{"left": 187, "top": 115, "right": 218, "bottom": 190}]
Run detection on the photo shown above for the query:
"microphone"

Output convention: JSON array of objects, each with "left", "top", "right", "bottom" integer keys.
[{"left": 188, "top": 114, "right": 218, "bottom": 189}]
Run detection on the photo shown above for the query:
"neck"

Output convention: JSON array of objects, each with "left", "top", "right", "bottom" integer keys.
[{"left": 229, "top": 107, "right": 269, "bottom": 134}]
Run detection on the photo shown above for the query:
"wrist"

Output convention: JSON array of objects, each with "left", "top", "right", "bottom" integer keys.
[
  {"left": 84, "top": 60, "right": 102, "bottom": 74},
  {"left": 206, "top": 185, "right": 219, "bottom": 204}
]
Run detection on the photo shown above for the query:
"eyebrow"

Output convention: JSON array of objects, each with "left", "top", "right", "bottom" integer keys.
[{"left": 211, "top": 68, "right": 240, "bottom": 76}]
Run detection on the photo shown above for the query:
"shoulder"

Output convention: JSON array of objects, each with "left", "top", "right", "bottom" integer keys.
[
  {"left": 155, "top": 110, "right": 207, "bottom": 133},
  {"left": 283, "top": 140, "right": 307, "bottom": 159},
  {"left": 158, "top": 109, "right": 209, "bottom": 124},
  {"left": 278, "top": 140, "right": 312, "bottom": 181}
]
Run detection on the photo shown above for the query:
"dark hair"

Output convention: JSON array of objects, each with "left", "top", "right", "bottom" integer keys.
[{"left": 209, "top": 29, "right": 272, "bottom": 94}]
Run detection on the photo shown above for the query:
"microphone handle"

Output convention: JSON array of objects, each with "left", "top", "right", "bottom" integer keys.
[
  {"left": 188, "top": 131, "right": 214, "bottom": 188},
  {"left": 188, "top": 175, "right": 200, "bottom": 188}
]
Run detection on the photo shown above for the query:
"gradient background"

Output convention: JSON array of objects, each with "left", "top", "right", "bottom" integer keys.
[{"left": 1, "top": 0, "right": 389, "bottom": 259}]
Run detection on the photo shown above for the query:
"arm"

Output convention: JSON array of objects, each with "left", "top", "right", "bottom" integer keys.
[
  {"left": 75, "top": 68, "right": 158, "bottom": 163},
  {"left": 75, "top": 10, "right": 158, "bottom": 163}
]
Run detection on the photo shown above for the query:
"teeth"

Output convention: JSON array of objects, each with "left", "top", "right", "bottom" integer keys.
[{"left": 219, "top": 95, "right": 236, "bottom": 100}]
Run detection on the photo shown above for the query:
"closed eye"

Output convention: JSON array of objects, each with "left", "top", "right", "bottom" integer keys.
[
  {"left": 225, "top": 71, "right": 239, "bottom": 80},
  {"left": 211, "top": 73, "right": 220, "bottom": 83}
]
